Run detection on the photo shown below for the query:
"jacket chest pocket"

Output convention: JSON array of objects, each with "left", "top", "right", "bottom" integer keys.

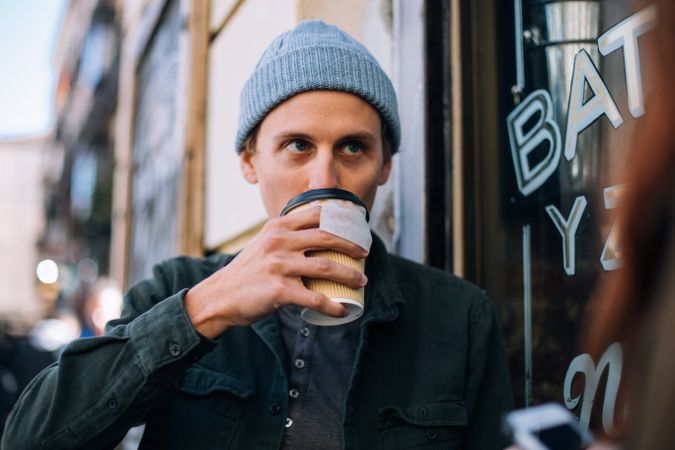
[
  {"left": 379, "top": 402, "right": 467, "bottom": 449},
  {"left": 140, "top": 365, "right": 254, "bottom": 450},
  {"left": 176, "top": 365, "right": 254, "bottom": 417}
]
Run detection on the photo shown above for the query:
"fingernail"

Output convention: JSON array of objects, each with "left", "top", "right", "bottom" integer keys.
[{"left": 360, "top": 274, "right": 368, "bottom": 286}]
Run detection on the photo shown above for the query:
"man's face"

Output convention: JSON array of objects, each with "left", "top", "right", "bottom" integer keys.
[{"left": 240, "top": 90, "right": 392, "bottom": 217}]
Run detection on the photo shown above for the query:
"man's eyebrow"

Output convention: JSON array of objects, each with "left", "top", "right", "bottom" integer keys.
[
  {"left": 338, "top": 132, "right": 376, "bottom": 141},
  {"left": 272, "top": 131, "right": 377, "bottom": 141},
  {"left": 273, "top": 131, "right": 314, "bottom": 141}
]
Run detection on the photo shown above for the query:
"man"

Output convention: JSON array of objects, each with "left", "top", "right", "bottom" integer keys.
[{"left": 2, "top": 20, "right": 512, "bottom": 449}]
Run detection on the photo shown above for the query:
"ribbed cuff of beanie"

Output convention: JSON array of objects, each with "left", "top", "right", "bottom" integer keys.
[{"left": 235, "top": 45, "right": 400, "bottom": 154}]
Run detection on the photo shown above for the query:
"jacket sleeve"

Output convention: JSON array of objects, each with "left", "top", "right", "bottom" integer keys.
[
  {"left": 1, "top": 261, "right": 217, "bottom": 450},
  {"left": 463, "top": 292, "right": 514, "bottom": 450}
]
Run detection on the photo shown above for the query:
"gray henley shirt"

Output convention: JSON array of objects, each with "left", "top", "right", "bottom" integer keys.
[{"left": 278, "top": 305, "right": 362, "bottom": 449}]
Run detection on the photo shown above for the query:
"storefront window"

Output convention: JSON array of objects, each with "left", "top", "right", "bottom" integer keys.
[{"left": 464, "top": 0, "right": 654, "bottom": 434}]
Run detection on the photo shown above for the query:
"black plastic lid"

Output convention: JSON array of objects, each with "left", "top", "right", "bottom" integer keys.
[{"left": 280, "top": 188, "right": 369, "bottom": 222}]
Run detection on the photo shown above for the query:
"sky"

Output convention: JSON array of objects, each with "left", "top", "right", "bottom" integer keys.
[{"left": 0, "top": 0, "right": 67, "bottom": 139}]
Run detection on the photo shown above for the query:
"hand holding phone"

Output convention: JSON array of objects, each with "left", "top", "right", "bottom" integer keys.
[{"left": 503, "top": 403, "right": 594, "bottom": 450}]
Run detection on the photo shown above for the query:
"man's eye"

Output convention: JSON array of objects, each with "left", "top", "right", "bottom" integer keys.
[
  {"left": 286, "top": 139, "right": 310, "bottom": 152},
  {"left": 341, "top": 142, "right": 364, "bottom": 154}
]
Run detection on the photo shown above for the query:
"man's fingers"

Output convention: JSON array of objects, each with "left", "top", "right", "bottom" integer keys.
[
  {"left": 264, "top": 208, "right": 369, "bottom": 259},
  {"left": 283, "top": 256, "right": 367, "bottom": 289},
  {"left": 273, "top": 206, "right": 322, "bottom": 231},
  {"left": 284, "top": 285, "right": 349, "bottom": 318},
  {"left": 289, "top": 228, "right": 368, "bottom": 259}
]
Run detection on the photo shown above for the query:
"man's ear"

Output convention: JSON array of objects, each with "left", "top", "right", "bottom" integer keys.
[
  {"left": 240, "top": 150, "right": 258, "bottom": 184},
  {"left": 378, "top": 158, "right": 392, "bottom": 185}
]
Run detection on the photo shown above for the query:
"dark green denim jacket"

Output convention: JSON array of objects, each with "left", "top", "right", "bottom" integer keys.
[{"left": 2, "top": 235, "right": 513, "bottom": 449}]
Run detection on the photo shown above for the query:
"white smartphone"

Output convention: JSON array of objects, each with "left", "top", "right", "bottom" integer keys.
[{"left": 503, "top": 403, "right": 594, "bottom": 450}]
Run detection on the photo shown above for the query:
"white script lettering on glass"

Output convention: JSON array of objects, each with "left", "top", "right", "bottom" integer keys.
[
  {"left": 600, "top": 184, "right": 624, "bottom": 271},
  {"left": 564, "top": 49, "right": 623, "bottom": 162},
  {"left": 598, "top": 5, "right": 657, "bottom": 117},
  {"left": 545, "top": 196, "right": 588, "bottom": 276},
  {"left": 507, "top": 6, "right": 656, "bottom": 194},
  {"left": 563, "top": 342, "right": 623, "bottom": 435},
  {"left": 507, "top": 89, "right": 562, "bottom": 197}
]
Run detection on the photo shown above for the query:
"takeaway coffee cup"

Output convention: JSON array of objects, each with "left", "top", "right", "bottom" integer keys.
[{"left": 280, "top": 188, "right": 371, "bottom": 326}]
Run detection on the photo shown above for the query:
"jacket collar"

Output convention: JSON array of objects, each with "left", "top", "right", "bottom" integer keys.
[
  {"left": 361, "top": 232, "right": 405, "bottom": 325},
  {"left": 252, "top": 313, "right": 287, "bottom": 374}
]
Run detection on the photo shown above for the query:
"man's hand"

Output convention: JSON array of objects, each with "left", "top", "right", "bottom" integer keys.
[{"left": 184, "top": 206, "right": 368, "bottom": 339}]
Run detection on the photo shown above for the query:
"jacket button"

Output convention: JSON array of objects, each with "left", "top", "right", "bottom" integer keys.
[
  {"left": 426, "top": 429, "right": 438, "bottom": 440},
  {"left": 285, "top": 417, "right": 293, "bottom": 428},
  {"left": 289, "top": 388, "right": 300, "bottom": 399},
  {"left": 300, "top": 327, "right": 310, "bottom": 337},
  {"left": 268, "top": 403, "right": 281, "bottom": 415},
  {"left": 169, "top": 342, "right": 182, "bottom": 357},
  {"left": 107, "top": 398, "right": 118, "bottom": 409},
  {"left": 294, "top": 359, "right": 305, "bottom": 369}
]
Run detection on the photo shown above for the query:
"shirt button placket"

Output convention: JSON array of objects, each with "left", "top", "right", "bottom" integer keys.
[{"left": 286, "top": 320, "right": 312, "bottom": 436}]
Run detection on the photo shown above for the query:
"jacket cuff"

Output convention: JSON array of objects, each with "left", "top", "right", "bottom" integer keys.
[{"left": 128, "top": 289, "right": 217, "bottom": 374}]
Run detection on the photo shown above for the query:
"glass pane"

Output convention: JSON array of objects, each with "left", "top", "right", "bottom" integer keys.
[{"left": 476, "top": 0, "right": 649, "bottom": 435}]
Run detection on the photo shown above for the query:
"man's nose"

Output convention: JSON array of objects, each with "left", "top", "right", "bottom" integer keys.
[{"left": 307, "top": 151, "right": 339, "bottom": 190}]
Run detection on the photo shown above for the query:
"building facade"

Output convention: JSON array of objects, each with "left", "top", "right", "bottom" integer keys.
[
  {"left": 41, "top": 0, "right": 120, "bottom": 303},
  {"left": 0, "top": 137, "right": 51, "bottom": 325}
]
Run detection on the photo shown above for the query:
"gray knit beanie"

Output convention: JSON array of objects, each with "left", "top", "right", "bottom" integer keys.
[{"left": 236, "top": 19, "right": 400, "bottom": 154}]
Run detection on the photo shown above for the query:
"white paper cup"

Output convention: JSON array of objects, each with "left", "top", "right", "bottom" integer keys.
[{"left": 281, "top": 189, "right": 370, "bottom": 326}]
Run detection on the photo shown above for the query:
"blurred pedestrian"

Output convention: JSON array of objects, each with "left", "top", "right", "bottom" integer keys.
[
  {"left": 75, "top": 278, "right": 123, "bottom": 338},
  {"left": 583, "top": 1, "right": 675, "bottom": 448},
  {"left": 0, "top": 324, "right": 55, "bottom": 440}
]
